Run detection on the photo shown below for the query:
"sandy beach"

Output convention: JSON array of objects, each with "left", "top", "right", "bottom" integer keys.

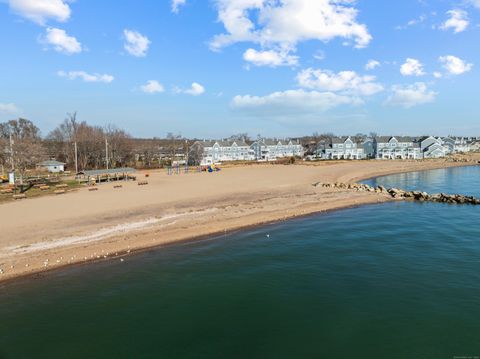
[{"left": 0, "top": 157, "right": 478, "bottom": 283}]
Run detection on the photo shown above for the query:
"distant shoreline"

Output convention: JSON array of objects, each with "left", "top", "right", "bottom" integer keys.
[{"left": 1, "top": 155, "right": 479, "bottom": 284}]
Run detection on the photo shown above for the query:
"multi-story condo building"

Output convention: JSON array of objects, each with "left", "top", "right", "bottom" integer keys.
[
  {"left": 453, "top": 137, "right": 471, "bottom": 153},
  {"left": 250, "top": 139, "right": 304, "bottom": 161},
  {"left": 322, "top": 136, "right": 366, "bottom": 160},
  {"left": 374, "top": 136, "right": 422, "bottom": 159},
  {"left": 469, "top": 140, "right": 480, "bottom": 152},
  {"left": 440, "top": 137, "right": 455, "bottom": 154},
  {"left": 419, "top": 136, "right": 446, "bottom": 158},
  {"left": 193, "top": 139, "right": 254, "bottom": 165}
]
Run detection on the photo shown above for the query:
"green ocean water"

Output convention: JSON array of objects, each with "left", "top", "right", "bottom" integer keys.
[{"left": 0, "top": 166, "right": 479, "bottom": 358}]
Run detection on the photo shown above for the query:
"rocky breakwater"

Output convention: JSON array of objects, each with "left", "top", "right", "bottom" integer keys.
[{"left": 313, "top": 182, "right": 480, "bottom": 205}]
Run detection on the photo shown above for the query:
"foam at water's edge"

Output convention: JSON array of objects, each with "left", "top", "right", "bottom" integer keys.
[{"left": 4, "top": 208, "right": 219, "bottom": 254}]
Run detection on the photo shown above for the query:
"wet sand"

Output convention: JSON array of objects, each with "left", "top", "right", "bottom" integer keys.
[{"left": 0, "top": 157, "right": 478, "bottom": 283}]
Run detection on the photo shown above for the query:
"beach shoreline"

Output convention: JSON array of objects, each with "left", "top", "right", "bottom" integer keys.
[{"left": 1, "top": 156, "right": 479, "bottom": 284}]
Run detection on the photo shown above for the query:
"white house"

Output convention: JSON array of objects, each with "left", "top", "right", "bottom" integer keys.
[
  {"left": 469, "top": 140, "right": 480, "bottom": 152},
  {"left": 323, "top": 137, "right": 366, "bottom": 159},
  {"left": 194, "top": 140, "right": 254, "bottom": 165},
  {"left": 37, "top": 160, "right": 66, "bottom": 173},
  {"left": 374, "top": 136, "right": 422, "bottom": 159},
  {"left": 250, "top": 139, "right": 304, "bottom": 161},
  {"left": 453, "top": 137, "right": 471, "bottom": 153}
]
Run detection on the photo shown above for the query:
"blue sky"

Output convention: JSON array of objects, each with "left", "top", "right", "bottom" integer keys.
[{"left": 0, "top": 0, "right": 479, "bottom": 138}]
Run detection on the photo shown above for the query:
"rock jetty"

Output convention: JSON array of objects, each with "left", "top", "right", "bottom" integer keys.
[{"left": 313, "top": 182, "right": 480, "bottom": 205}]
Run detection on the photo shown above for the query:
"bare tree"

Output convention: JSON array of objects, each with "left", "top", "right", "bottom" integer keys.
[
  {"left": 352, "top": 133, "right": 367, "bottom": 143},
  {"left": 47, "top": 113, "right": 134, "bottom": 170},
  {"left": 104, "top": 124, "right": 133, "bottom": 167},
  {"left": 0, "top": 118, "right": 44, "bottom": 183},
  {"left": 166, "top": 132, "right": 183, "bottom": 162},
  {"left": 188, "top": 142, "right": 204, "bottom": 166},
  {"left": 228, "top": 133, "right": 251, "bottom": 142}
]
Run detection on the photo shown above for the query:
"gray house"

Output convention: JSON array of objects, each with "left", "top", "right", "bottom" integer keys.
[
  {"left": 250, "top": 139, "right": 304, "bottom": 161},
  {"left": 440, "top": 137, "right": 455, "bottom": 154},
  {"left": 419, "top": 136, "right": 446, "bottom": 158},
  {"left": 323, "top": 137, "right": 366, "bottom": 160},
  {"left": 374, "top": 136, "right": 422, "bottom": 159},
  {"left": 194, "top": 139, "right": 254, "bottom": 165}
]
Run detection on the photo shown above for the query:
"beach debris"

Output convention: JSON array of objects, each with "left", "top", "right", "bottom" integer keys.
[
  {"left": 138, "top": 181, "right": 149, "bottom": 186},
  {"left": 13, "top": 194, "right": 27, "bottom": 200},
  {"left": 120, "top": 258, "right": 124, "bottom": 262},
  {"left": 314, "top": 182, "right": 480, "bottom": 205}
]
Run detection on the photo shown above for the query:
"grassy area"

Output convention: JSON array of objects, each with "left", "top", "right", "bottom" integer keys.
[{"left": 0, "top": 178, "right": 84, "bottom": 204}]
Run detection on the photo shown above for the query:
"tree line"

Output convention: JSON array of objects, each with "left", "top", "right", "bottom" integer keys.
[{"left": 0, "top": 113, "right": 207, "bottom": 176}]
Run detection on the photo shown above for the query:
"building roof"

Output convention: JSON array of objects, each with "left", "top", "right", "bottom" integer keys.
[
  {"left": 77, "top": 167, "right": 136, "bottom": 176},
  {"left": 331, "top": 136, "right": 350, "bottom": 144},
  {"left": 198, "top": 139, "right": 250, "bottom": 148},
  {"left": 376, "top": 136, "right": 415, "bottom": 143},
  {"left": 37, "top": 160, "right": 66, "bottom": 166},
  {"left": 252, "top": 138, "right": 300, "bottom": 146}
]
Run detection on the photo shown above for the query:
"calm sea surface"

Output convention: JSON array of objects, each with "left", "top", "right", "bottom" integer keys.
[{"left": 1, "top": 166, "right": 479, "bottom": 359}]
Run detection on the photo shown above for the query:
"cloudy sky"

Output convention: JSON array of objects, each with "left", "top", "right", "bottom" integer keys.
[{"left": 0, "top": 0, "right": 479, "bottom": 138}]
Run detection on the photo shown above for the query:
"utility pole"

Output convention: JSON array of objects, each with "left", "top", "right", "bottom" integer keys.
[
  {"left": 105, "top": 138, "right": 109, "bottom": 170},
  {"left": 9, "top": 134, "right": 14, "bottom": 171},
  {"left": 74, "top": 141, "right": 78, "bottom": 174}
]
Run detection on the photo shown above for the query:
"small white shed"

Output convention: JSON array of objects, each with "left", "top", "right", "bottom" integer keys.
[{"left": 37, "top": 160, "right": 66, "bottom": 173}]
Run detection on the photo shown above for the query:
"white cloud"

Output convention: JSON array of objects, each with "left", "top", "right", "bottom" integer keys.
[
  {"left": 433, "top": 71, "right": 443, "bottom": 79},
  {"left": 41, "top": 27, "right": 82, "bottom": 54},
  {"left": 8, "top": 0, "right": 71, "bottom": 25},
  {"left": 140, "top": 80, "right": 165, "bottom": 94},
  {"left": 123, "top": 29, "right": 150, "bottom": 57},
  {"left": 175, "top": 82, "right": 206, "bottom": 96},
  {"left": 171, "top": 0, "right": 186, "bottom": 13},
  {"left": 313, "top": 50, "right": 326, "bottom": 61},
  {"left": 400, "top": 58, "right": 425, "bottom": 76},
  {"left": 232, "top": 89, "right": 361, "bottom": 112},
  {"left": 57, "top": 70, "right": 114, "bottom": 83},
  {"left": 0, "top": 103, "right": 20, "bottom": 115},
  {"left": 210, "top": 0, "right": 371, "bottom": 64},
  {"left": 386, "top": 82, "right": 436, "bottom": 108},
  {"left": 185, "top": 82, "right": 205, "bottom": 96},
  {"left": 440, "top": 9, "right": 469, "bottom": 33},
  {"left": 296, "top": 68, "right": 383, "bottom": 96},
  {"left": 396, "top": 14, "right": 427, "bottom": 30},
  {"left": 243, "top": 48, "right": 298, "bottom": 67},
  {"left": 439, "top": 55, "right": 473, "bottom": 75},
  {"left": 365, "top": 59, "right": 380, "bottom": 70}
]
